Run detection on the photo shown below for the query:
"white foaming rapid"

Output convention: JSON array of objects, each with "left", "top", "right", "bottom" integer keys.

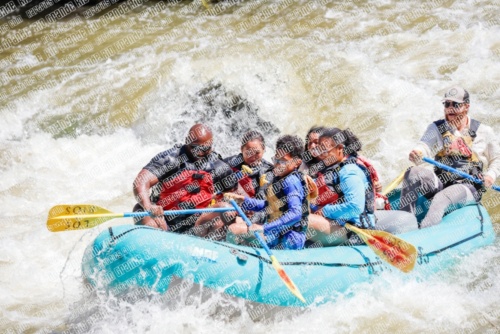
[{"left": 1, "top": 0, "right": 500, "bottom": 332}]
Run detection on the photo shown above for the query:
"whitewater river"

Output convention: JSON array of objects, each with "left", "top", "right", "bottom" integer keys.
[{"left": 1, "top": 0, "right": 500, "bottom": 332}]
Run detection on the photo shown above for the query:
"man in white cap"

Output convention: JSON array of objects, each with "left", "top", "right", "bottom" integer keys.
[{"left": 399, "top": 86, "right": 500, "bottom": 228}]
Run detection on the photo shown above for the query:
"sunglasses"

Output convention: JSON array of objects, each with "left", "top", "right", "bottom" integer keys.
[
  {"left": 189, "top": 143, "right": 212, "bottom": 152},
  {"left": 272, "top": 157, "right": 289, "bottom": 165},
  {"left": 442, "top": 101, "right": 463, "bottom": 108}
]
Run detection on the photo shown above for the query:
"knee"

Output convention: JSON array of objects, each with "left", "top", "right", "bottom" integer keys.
[
  {"left": 221, "top": 211, "right": 237, "bottom": 225},
  {"left": 132, "top": 203, "right": 143, "bottom": 212},
  {"left": 406, "top": 166, "right": 427, "bottom": 182},
  {"left": 431, "top": 191, "right": 450, "bottom": 206},
  {"left": 211, "top": 217, "right": 225, "bottom": 230},
  {"left": 436, "top": 186, "right": 470, "bottom": 206}
]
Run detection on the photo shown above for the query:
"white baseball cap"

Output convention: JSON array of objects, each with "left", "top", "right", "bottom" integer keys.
[{"left": 442, "top": 86, "right": 470, "bottom": 103}]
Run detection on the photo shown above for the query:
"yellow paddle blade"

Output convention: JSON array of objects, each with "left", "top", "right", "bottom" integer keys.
[
  {"left": 47, "top": 204, "right": 122, "bottom": 232},
  {"left": 382, "top": 170, "right": 406, "bottom": 196},
  {"left": 345, "top": 224, "right": 417, "bottom": 273},
  {"left": 270, "top": 255, "right": 306, "bottom": 303}
]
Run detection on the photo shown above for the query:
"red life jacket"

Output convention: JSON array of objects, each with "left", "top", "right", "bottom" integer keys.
[
  {"left": 232, "top": 167, "right": 256, "bottom": 197},
  {"left": 315, "top": 170, "right": 340, "bottom": 207},
  {"left": 356, "top": 155, "right": 380, "bottom": 185},
  {"left": 223, "top": 154, "right": 274, "bottom": 199},
  {"left": 157, "top": 169, "right": 214, "bottom": 211},
  {"left": 315, "top": 155, "right": 378, "bottom": 207},
  {"left": 356, "top": 156, "right": 391, "bottom": 210}
]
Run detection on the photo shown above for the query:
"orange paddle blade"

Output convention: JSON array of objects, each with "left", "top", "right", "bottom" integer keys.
[
  {"left": 345, "top": 224, "right": 417, "bottom": 273},
  {"left": 270, "top": 255, "right": 306, "bottom": 303}
]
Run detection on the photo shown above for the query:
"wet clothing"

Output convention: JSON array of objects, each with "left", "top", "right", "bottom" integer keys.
[
  {"left": 320, "top": 158, "right": 376, "bottom": 229},
  {"left": 242, "top": 171, "right": 309, "bottom": 250},
  {"left": 356, "top": 155, "right": 381, "bottom": 190},
  {"left": 224, "top": 153, "right": 273, "bottom": 225},
  {"left": 308, "top": 154, "right": 388, "bottom": 211},
  {"left": 144, "top": 144, "right": 230, "bottom": 193},
  {"left": 312, "top": 162, "right": 339, "bottom": 208},
  {"left": 374, "top": 210, "right": 418, "bottom": 234}
]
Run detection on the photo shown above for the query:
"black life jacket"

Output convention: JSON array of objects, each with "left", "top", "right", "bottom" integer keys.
[
  {"left": 223, "top": 153, "right": 273, "bottom": 199},
  {"left": 433, "top": 119, "right": 485, "bottom": 195},
  {"left": 324, "top": 156, "right": 375, "bottom": 228},
  {"left": 264, "top": 171, "right": 310, "bottom": 237}
]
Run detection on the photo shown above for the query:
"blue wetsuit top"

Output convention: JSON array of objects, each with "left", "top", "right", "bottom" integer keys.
[{"left": 242, "top": 173, "right": 306, "bottom": 250}]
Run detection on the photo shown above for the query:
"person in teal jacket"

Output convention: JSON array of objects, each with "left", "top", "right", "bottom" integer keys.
[{"left": 307, "top": 127, "right": 376, "bottom": 246}]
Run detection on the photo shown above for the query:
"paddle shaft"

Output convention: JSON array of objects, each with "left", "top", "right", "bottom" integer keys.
[
  {"left": 50, "top": 207, "right": 236, "bottom": 223},
  {"left": 128, "top": 207, "right": 235, "bottom": 217},
  {"left": 47, "top": 205, "right": 237, "bottom": 232},
  {"left": 228, "top": 199, "right": 306, "bottom": 303},
  {"left": 382, "top": 170, "right": 406, "bottom": 196},
  {"left": 423, "top": 157, "right": 500, "bottom": 192},
  {"left": 228, "top": 200, "right": 273, "bottom": 255}
]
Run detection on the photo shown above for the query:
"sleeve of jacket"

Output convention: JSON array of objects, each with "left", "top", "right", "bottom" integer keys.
[
  {"left": 413, "top": 123, "right": 443, "bottom": 164},
  {"left": 241, "top": 197, "right": 267, "bottom": 211},
  {"left": 263, "top": 173, "right": 305, "bottom": 236},
  {"left": 143, "top": 146, "right": 181, "bottom": 180},
  {"left": 478, "top": 124, "right": 500, "bottom": 180}
]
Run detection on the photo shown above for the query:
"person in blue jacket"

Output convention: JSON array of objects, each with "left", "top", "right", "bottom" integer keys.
[
  {"left": 307, "top": 127, "right": 376, "bottom": 246},
  {"left": 225, "top": 135, "right": 310, "bottom": 250}
]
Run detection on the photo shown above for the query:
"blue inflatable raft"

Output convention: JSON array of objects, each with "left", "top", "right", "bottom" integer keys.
[{"left": 82, "top": 203, "right": 495, "bottom": 311}]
